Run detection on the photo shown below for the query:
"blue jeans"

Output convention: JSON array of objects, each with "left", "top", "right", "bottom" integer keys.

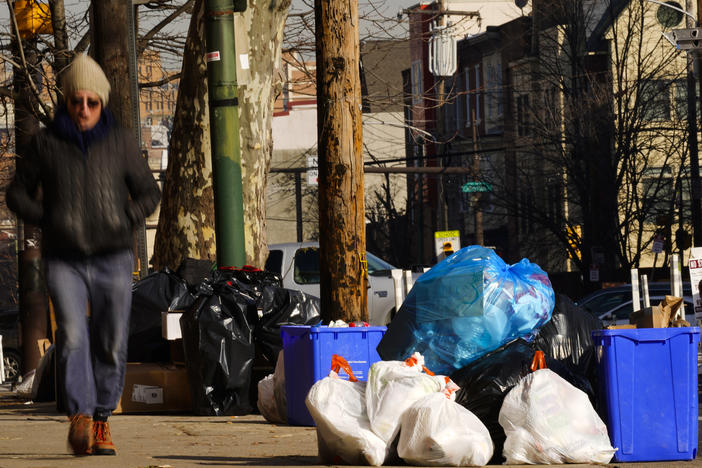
[{"left": 44, "top": 249, "right": 133, "bottom": 418}]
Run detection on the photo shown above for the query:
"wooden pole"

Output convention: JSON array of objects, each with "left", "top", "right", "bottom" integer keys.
[
  {"left": 12, "top": 38, "right": 49, "bottom": 376},
  {"left": 472, "top": 109, "right": 484, "bottom": 245},
  {"left": 315, "top": 0, "right": 367, "bottom": 323}
]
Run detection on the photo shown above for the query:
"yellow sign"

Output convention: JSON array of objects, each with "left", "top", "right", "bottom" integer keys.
[
  {"left": 434, "top": 230, "right": 460, "bottom": 239},
  {"left": 434, "top": 230, "right": 461, "bottom": 260}
]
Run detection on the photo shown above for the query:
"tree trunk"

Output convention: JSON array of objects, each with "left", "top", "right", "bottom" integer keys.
[
  {"left": 151, "top": 0, "right": 216, "bottom": 271},
  {"left": 238, "top": 0, "right": 291, "bottom": 267},
  {"left": 91, "top": 1, "right": 131, "bottom": 128},
  {"left": 315, "top": 0, "right": 367, "bottom": 323},
  {"left": 152, "top": 0, "right": 291, "bottom": 270},
  {"left": 49, "top": 0, "right": 71, "bottom": 81}
]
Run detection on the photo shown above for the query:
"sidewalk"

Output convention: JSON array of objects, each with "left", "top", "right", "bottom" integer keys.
[{"left": 0, "top": 383, "right": 699, "bottom": 468}]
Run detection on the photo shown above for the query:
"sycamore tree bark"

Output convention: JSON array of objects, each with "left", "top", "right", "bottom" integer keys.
[
  {"left": 238, "top": 0, "right": 291, "bottom": 266},
  {"left": 151, "top": 0, "right": 215, "bottom": 271},
  {"left": 152, "top": 0, "right": 290, "bottom": 270}
]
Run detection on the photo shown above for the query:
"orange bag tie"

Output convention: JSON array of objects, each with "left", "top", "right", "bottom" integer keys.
[
  {"left": 403, "top": 356, "right": 435, "bottom": 375},
  {"left": 404, "top": 355, "right": 419, "bottom": 367},
  {"left": 530, "top": 350, "right": 547, "bottom": 372},
  {"left": 331, "top": 354, "right": 359, "bottom": 382}
]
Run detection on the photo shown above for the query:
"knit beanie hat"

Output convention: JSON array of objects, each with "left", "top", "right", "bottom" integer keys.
[{"left": 61, "top": 53, "right": 111, "bottom": 106}]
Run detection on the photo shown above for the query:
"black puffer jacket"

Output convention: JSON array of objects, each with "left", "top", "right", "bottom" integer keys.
[{"left": 7, "top": 118, "right": 161, "bottom": 258}]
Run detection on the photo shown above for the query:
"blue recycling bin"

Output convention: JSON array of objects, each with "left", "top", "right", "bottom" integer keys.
[
  {"left": 592, "top": 327, "right": 700, "bottom": 462},
  {"left": 281, "top": 325, "right": 386, "bottom": 426}
]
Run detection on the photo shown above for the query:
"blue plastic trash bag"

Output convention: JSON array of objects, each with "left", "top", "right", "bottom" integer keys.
[{"left": 377, "top": 245, "right": 555, "bottom": 374}]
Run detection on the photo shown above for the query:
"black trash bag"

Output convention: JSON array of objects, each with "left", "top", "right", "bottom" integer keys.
[
  {"left": 215, "top": 266, "right": 282, "bottom": 304},
  {"left": 451, "top": 339, "right": 595, "bottom": 465},
  {"left": 533, "top": 294, "right": 603, "bottom": 395},
  {"left": 254, "top": 286, "right": 321, "bottom": 362},
  {"left": 129, "top": 268, "right": 196, "bottom": 362},
  {"left": 180, "top": 279, "right": 257, "bottom": 415},
  {"left": 176, "top": 257, "right": 214, "bottom": 291}
]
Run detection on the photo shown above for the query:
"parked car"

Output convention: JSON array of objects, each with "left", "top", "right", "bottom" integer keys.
[
  {"left": 0, "top": 305, "right": 21, "bottom": 382},
  {"left": 265, "top": 242, "right": 422, "bottom": 325},
  {"left": 576, "top": 283, "right": 696, "bottom": 327}
]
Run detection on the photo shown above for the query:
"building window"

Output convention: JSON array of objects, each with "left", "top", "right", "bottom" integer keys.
[
  {"left": 640, "top": 80, "right": 670, "bottom": 121},
  {"left": 411, "top": 61, "right": 423, "bottom": 105},
  {"left": 474, "top": 64, "right": 482, "bottom": 124},
  {"left": 485, "top": 57, "right": 502, "bottom": 129},
  {"left": 517, "top": 94, "right": 530, "bottom": 136},
  {"left": 519, "top": 191, "right": 533, "bottom": 235},
  {"left": 464, "top": 67, "right": 472, "bottom": 127},
  {"left": 547, "top": 183, "right": 563, "bottom": 223}
]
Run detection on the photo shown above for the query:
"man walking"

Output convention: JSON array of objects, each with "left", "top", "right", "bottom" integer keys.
[{"left": 6, "top": 53, "right": 161, "bottom": 455}]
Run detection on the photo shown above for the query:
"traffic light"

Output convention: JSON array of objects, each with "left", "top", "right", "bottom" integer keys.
[{"left": 14, "top": 0, "right": 52, "bottom": 40}]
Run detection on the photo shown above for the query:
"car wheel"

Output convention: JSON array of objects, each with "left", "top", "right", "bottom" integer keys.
[{"left": 3, "top": 350, "right": 21, "bottom": 382}]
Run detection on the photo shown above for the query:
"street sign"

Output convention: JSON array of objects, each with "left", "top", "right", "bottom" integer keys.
[
  {"left": 461, "top": 181, "right": 492, "bottom": 193},
  {"left": 434, "top": 230, "right": 460, "bottom": 260},
  {"left": 652, "top": 234, "right": 664, "bottom": 254},
  {"left": 669, "top": 28, "right": 702, "bottom": 50},
  {"left": 306, "top": 156, "right": 318, "bottom": 186},
  {"left": 689, "top": 248, "right": 702, "bottom": 320}
]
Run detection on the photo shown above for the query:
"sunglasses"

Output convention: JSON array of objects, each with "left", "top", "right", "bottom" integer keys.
[{"left": 69, "top": 97, "right": 101, "bottom": 109}]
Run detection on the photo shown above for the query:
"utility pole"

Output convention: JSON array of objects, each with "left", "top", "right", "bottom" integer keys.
[
  {"left": 204, "top": 0, "right": 247, "bottom": 268},
  {"left": 436, "top": 0, "right": 448, "bottom": 233},
  {"left": 694, "top": 0, "right": 702, "bottom": 246},
  {"left": 315, "top": 0, "right": 367, "bottom": 323},
  {"left": 471, "top": 110, "right": 484, "bottom": 245},
  {"left": 12, "top": 36, "right": 49, "bottom": 376}
]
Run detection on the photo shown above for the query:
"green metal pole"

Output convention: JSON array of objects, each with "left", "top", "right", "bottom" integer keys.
[{"left": 205, "top": 0, "right": 246, "bottom": 268}]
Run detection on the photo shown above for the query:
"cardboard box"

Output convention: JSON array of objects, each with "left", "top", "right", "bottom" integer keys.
[
  {"left": 161, "top": 311, "right": 184, "bottom": 340},
  {"left": 629, "top": 296, "right": 683, "bottom": 328},
  {"left": 114, "top": 363, "right": 192, "bottom": 414}
]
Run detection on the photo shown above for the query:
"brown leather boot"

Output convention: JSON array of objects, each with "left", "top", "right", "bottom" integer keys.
[
  {"left": 68, "top": 414, "right": 93, "bottom": 455},
  {"left": 92, "top": 420, "right": 116, "bottom": 455}
]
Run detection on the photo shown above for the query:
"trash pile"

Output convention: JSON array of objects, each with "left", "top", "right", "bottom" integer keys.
[
  {"left": 306, "top": 352, "right": 494, "bottom": 466},
  {"left": 260, "top": 245, "right": 618, "bottom": 465},
  {"left": 129, "top": 261, "right": 321, "bottom": 416}
]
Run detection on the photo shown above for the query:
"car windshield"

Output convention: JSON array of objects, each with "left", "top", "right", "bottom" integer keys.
[
  {"left": 288, "top": 247, "right": 396, "bottom": 283},
  {"left": 367, "top": 252, "right": 395, "bottom": 275},
  {"left": 580, "top": 291, "right": 632, "bottom": 314}
]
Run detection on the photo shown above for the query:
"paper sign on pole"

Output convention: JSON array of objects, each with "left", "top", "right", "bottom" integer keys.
[
  {"left": 589, "top": 265, "right": 600, "bottom": 282},
  {"left": 434, "top": 230, "right": 460, "bottom": 260},
  {"left": 689, "top": 247, "right": 702, "bottom": 321},
  {"left": 306, "top": 156, "right": 318, "bottom": 186}
]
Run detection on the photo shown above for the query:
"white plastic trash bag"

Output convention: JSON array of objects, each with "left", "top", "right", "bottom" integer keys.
[
  {"left": 366, "top": 353, "right": 451, "bottom": 443},
  {"left": 257, "top": 374, "right": 282, "bottom": 423},
  {"left": 257, "top": 350, "right": 287, "bottom": 423},
  {"left": 272, "top": 350, "right": 287, "bottom": 421},
  {"left": 498, "top": 367, "right": 616, "bottom": 464},
  {"left": 398, "top": 392, "right": 494, "bottom": 466},
  {"left": 306, "top": 370, "right": 389, "bottom": 466}
]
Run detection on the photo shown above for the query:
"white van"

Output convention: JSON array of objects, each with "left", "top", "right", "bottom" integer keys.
[{"left": 264, "top": 242, "right": 421, "bottom": 325}]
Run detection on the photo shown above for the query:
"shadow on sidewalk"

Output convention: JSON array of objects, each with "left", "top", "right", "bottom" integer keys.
[{"left": 154, "top": 454, "right": 318, "bottom": 465}]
